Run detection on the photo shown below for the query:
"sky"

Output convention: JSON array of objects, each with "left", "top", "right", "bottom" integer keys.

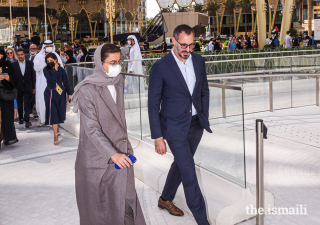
[{"left": 146, "top": 0, "right": 160, "bottom": 19}]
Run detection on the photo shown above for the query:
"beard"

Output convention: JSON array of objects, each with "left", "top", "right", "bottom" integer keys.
[{"left": 176, "top": 44, "right": 190, "bottom": 59}]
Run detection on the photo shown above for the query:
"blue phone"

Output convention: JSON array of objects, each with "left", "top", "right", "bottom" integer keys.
[{"left": 115, "top": 155, "right": 137, "bottom": 170}]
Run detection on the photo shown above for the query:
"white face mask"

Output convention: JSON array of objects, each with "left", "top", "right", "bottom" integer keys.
[
  {"left": 45, "top": 47, "right": 53, "bottom": 53},
  {"left": 127, "top": 40, "right": 131, "bottom": 45},
  {"left": 104, "top": 64, "right": 121, "bottom": 77},
  {"left": 30, "top": 51, "right": 37, "bottom": 56}
]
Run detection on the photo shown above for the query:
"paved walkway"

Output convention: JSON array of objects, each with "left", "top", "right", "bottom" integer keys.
[
  {"left": 0, "top": 120, "right": 197, "bottom": 225},
  {"left": 1, "top": 108, "right": 320, "bottom": 225},
  {"left": 238, "top": 113, "right": 320, "bottom": 225}
]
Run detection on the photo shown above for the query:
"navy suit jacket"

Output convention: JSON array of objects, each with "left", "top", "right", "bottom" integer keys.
[
  {"left": 148, "top": 51, "right": 212, "bottom": 141},
  {"left": 12, "top": 60, "right": 36, "bottom": 94}
]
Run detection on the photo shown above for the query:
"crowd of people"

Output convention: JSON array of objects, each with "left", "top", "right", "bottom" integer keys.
[
  {"left": 0, "top": 31, "right": 151, "bottom": 149},
  {"left": 199, "top": 34, "right": 259, "bottom": 52},
  {"left": 0, "top": 35, "right": 74, "bottom": 147}
]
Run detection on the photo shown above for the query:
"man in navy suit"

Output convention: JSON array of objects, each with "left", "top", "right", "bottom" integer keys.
[
  {"left": 148, "top": 24, "right": 212, "bottom": 225},
  {"left": 13, "top": 48, "right": 36, "bottom": 128}
]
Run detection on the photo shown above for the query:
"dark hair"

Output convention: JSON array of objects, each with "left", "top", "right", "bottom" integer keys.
[
  {"left": 0, "top": 50, "right": 6, "bottom": 60},
  {"left": 37, "top": 45, "right": 42, "bottom": 50},
  {"left": 45, "top": 53, "right": 61, "bottom": 69},
  {"left": 287, "top": 31, "right": 290, "bottom": 34},
  {"left": 173, "top": 24, "right": 194, "bottom": 40},
  {"left": 120, "top": 40, "right": 126, "bottom": 46},
  {"left": 65, "top": 50, "right": 74, "bottom": 59},
  {"left": 101, "top": 44, "right": 121, "bottom": 62},
  {"left": 16, "top": 48, "right": 25, "bottom": 54}
]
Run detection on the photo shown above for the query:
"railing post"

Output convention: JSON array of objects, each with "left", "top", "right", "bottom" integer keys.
[
  {"left": 317, "top": 76, "right": 319, "bottom": 106},
  {"left": 291, "top": 76, "right": 293, "bottom": 108},
  {"left": 138, "top": 75, "right": 142, "bottom": 140},
  {"left": 222, "top": 87, "right": 226, "bottom": 118},
  {"left": 269, "top": 77, "right": 273, "bottom": 112},
  {"left": 256, "top": 119, "right": 264, "bottom": 225}
]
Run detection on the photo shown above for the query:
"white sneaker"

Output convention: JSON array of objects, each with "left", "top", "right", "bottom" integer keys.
[{"left": 37, "top": 122, "right": 45, "bottom": 127}]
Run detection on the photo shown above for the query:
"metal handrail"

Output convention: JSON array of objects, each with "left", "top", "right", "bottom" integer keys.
[
  {"left": 204, "top": 53, "right": 320, "bottom": 63},
  {"left": 201, "top": 48, "right": 320, "bottom": 58},
  {"left": 208, "top": 82, "right": 243, "bottom": 91},
  {"left": 207, "top": 66, "right": 320, "bottom": 77},
  {"left": 208, "top": 73, "right": 320, "bottom": 80},
  {"left": 208, "top": 73, "right": 320, "bottom": 112},
  {"left": 121, "top": 72, "right": 149, "bottom": 78}
]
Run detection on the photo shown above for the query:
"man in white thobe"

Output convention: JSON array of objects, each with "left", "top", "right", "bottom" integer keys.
[
  {"left": 124, "top": 35, "right": 145, "bottom": 94},
  {"left": 33, "top": 40, "right": 63, "bottom": 126}
]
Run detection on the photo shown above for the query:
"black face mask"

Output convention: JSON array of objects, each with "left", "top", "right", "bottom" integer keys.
[{"left": 47, "top": 62, "right": 55, "bottom": 69}]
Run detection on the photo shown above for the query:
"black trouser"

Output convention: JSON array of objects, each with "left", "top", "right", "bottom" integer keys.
[{"left": 17, "top": 90, "right": 31, "bottom": 122}]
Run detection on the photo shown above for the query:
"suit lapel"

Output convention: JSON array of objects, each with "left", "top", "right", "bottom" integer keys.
[
  {"left": 192, "top": 53, "right": 201, "bottom": 91},
  {"left": 165, "top": 51, "right": 190, "bottom": 94},
  {"left": 25, "top": 61, "right": 29, "bottom": 76},
  {"left": 15, "top": 62, "right": 23, "bottom": 78},
  {"left": 99, "top": 86, "right": 126, "bottom": 131}
]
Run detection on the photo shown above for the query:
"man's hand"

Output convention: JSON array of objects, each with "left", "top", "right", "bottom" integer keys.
[
  {"left": 0, "top": 75, "right": 4, "bottom": 81},
  {"left": 33, "top": 89, "right": 36, "bottom": 94},
  {"left": 155, "top": 138, "right": 166, "bottom": 155},
  {"left": 111, "top": 153, "right": 133, "bottom": 169},
  {"left": 129, "top": 71, "right": 133, "bottom": 74}
]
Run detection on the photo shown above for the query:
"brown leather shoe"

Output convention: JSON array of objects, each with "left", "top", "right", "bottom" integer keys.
[{"left": 158, "top": 197, "right": 184, "bottom": 216}]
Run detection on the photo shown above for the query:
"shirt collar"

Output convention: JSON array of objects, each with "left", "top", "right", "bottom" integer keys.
[
  {"left": 18, "top": 60, "right": 25, "bottom": 64},
  {"left": 171, "top": 47, "right": 192, "bottom": 65}
]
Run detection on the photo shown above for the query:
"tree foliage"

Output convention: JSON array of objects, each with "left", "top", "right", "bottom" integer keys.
[
  {"left": 195, "top": 4, "right": 205, "bottom": 13},
  {"left": 236, "top": 0, "right": 255, "bottom": 35},
  {"left": 224, "top": 0, "right": 237, "bottom": 35},
  {"left": 206, "top": 0, "right": 220, "bottom": 36}
]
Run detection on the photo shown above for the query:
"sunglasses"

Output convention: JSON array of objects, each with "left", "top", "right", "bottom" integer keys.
[
  {"left": 7, "top": 52, "right": 13, "bottom": 55},
  {"left": 176, "top": 40, "right": 194, "bottom": 50}
]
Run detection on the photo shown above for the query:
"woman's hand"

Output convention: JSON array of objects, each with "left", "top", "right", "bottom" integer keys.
[
  {"left": 54, "top": 60, "right": 59, "bottom": 71},
  {"left": 3, "top": 74, "right": 9, "bottom": 81},
  {"left": 68, "top": 95, "right": 71, "bottom": 102},
  {"left": 111, "top": 153, "right": 133, "bottom": 169}
]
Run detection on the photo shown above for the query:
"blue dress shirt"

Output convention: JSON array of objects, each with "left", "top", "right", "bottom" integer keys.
[{"left": 171, "top": 48, "right": 197, "bottom": 116}]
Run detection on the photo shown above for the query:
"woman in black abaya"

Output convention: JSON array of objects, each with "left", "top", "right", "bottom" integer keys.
[{"left": 0, "top": 49, "right": 18, "bottom": 148}]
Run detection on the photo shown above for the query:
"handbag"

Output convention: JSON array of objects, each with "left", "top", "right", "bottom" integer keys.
[{"left": 0, "top": 88, "right": 17, "bottom": 101}]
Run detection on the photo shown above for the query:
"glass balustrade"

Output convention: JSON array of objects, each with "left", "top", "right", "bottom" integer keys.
[{"left": 64, "top": 54, "right": 320, "bottom": 189}]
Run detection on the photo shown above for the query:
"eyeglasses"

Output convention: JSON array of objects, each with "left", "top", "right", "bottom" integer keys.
[
  {"left": 176, "top": 40, "right": 194, "bottom": 49},
  {"left": 7, "top": 52, "right": 13, "bottom": 55},
  {"left": 103, "top": 60, "right": 123, "bottom": 67}
]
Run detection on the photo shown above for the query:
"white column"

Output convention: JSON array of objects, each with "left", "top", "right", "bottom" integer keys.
[
  {"left": 28, "top": 0, "right": 30, "bottom": 38},
  {"left": 9, "top": 0, "right": 13, "bottom": 43},
  {"left": 44, "top": 0, "right": 47, "bottom": 40}
]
